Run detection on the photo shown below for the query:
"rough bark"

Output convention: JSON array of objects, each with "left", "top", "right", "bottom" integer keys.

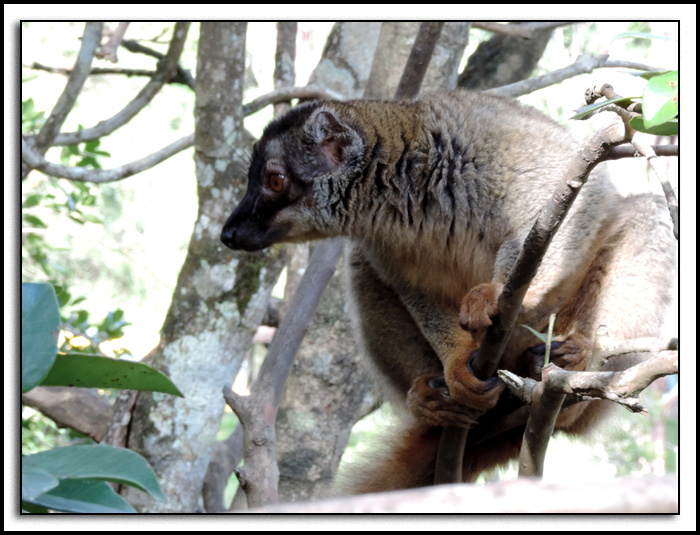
[{"left": 458, "top": 21, "right": 555, "bottom": 91}]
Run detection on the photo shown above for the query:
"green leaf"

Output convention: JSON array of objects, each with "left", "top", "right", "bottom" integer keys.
[
  {"left": 22, "top": 194, "right": 43, "bottom": 208},
  {"left": 24, "top": 478, "right": 136, "bottom": 513},
  {"left": 520, "top": 324, "right": 548, "bottom": 343},
  {"left": 21, "top": 502, "right": 50, "bottom": 514},
  {"left": 76, "top": 156, "right": 101, "bottom": 169},
  {"left": 22, "top": 213, "right": 48, "bottom": 229},
  {"left": 21, "top": 465, "right": 59, "bottom": 500},
  {"left": 643, "top": 70, "right": 678, "bottom": 128},
  {"left": 630, "top": 116, "right": 678, "bottom": 136},
  {"left": 21, "top": 283, "right": 60, "bottom": 392},
  {"left": 571, "top": 95, "right": 641, "bottom": 120},
  {"left": 23, "top": 444, "right": 165, "bottom": 502},
  {"left": 39, "top": 353, "right": 184, "bottom": 397}
]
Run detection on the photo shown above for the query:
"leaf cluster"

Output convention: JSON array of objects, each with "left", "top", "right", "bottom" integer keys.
[{"left": 21, "top": 282, "right": 183, "bottom": 513}]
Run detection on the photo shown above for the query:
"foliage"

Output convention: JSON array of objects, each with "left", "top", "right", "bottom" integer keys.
[
  {"left": 23, "top": 445, "right": 165, "bottom": 513},
  {"left": 21, "top": 283, "right": 182, "bottom": 512},
  {"left": 572, "top": 32, "right": 678, "bottom": 136}
]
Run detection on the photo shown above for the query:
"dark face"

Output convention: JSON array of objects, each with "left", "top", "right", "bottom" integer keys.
[
  {"left": 220, "top": 101, "right": 363, "bottom": 252},
  {"left": 220, "top": 141, "right": 305, "bottom": 251}
]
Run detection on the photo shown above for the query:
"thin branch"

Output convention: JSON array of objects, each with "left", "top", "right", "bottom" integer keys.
[
  {"left": 121, "top": 37, "right": 196, "bottom": 88},
  {"left": 394, "top": 21, "right": 444, "bottom": 100},
  {"left": 49, "top": 22, "right": 190, "bottom": 147},
  {"left": 474, "top": 119, "right": 630, "bottom": 378},
  {"left": 96, "top": 22, "right": 130, "bottom": 62},
  {"left": 475, "top": 336, "right": 678, "bottom": 445},
  {"left": 242, "top": 85, "right": 346, "bottom": 116},
  {"left": 223, "top": 238, "right": 344, "bottom": 508},
  {"left": 486, "top": 54, "right": 611, "bottom": 98},
  {"left": 629, "top": 138, "right": 679, "bottom": 239},
  {"left": 22, "top": 386, "right": 113, "bottom": 442},
  {"left": 273, "top": 22, "right": 297, "bottom": 117},
  {"left": 488, "top": 55, "right": 666, "bottom": 99},
  {"left": 525, "top": 351, "right": 678, "bottom": 414},
  {"left": 21, "top": 134, "right": 194, "bottom": 183},
  {"left": 22, "top": 22, "right": 103, "bottom": 180},
  {"left": 517, "top": 365, "right": 567, "bottom": 477},
  {"left": 26, "top": 62, "right": 195, "bottom": 88},
  {"left": 601, "top": 59, "right": 667, "bottom": 72},
  {"left": 23, "top": 84, "right": 345, "bottom": 183},
  {"left": 607, "top": 144, "right": 677, "bottom": 159}
]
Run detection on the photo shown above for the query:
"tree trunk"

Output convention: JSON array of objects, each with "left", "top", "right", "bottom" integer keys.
[{"left": 122, "top": 22, "right": 287, "bottom": 512}]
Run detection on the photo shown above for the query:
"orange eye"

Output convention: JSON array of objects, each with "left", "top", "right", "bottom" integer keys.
[{"left": 267, "top": 172, "right": 286, "bottom": 193}]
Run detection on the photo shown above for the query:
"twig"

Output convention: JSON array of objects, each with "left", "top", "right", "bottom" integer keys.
[
  {"left": 21, "top": 22, "right": 103, "bottom": 180},
  {"left": 487, "top": 54, "right": 610, "bottom": 98},
  {"left": 629, "top": 138, "right": 679, "bottom": 239},
  {"left": 27, "top": 61, "right": 194, "bottom": 88},
  {"left": 49, "top": 22, "right": 190, "bottom": 147},
  {"left": 475, "top": 336, "right": 678, "bottom": 445},
  {"left": 527, "top": 351, "right": 678, "bottom": 414},
  {"left": 96, "top": 22, "right": 130, "bottom": 63},
  {"left": 21, "top": 134, "right": 194, "bottom": 183},
  {"left": 488, "top": 56, "right": 666, "bottom": 99},
  {"left": 121, "top": 37, "right": 196, "bottom": 88},
  {"left": 607, "top": 144, "right": 677, "bottom": 159},
  {"left": 242, "top": 85, "right": 346, "bottom": 116}
]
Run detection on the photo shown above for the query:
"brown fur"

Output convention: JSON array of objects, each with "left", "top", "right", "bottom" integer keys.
[{"left": 221, "top": 91, "right": 677, "bottom": 493}]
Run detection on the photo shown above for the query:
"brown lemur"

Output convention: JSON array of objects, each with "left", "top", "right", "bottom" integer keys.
[{"left": 220, "top": 91, "right": 676, "bottom": 493}]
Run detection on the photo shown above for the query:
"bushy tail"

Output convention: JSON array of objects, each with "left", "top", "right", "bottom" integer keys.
[{"left": 341, "top": 421, "right": 525, "bottom": 494}]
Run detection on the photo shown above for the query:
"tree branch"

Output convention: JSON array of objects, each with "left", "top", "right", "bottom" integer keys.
[
  {"left": 96, "top": 22, "right": 130, "bottom": 62},
  {"left": 629, "top": 138, "right": 679, "bottom": 239},
  {"left": 394, "top": 21, "right": 444, "bottom": 100},
  {"left": 223, "top": 238, "right": 344, "bottom": 508},
  {"left": 49, "top": 22, "right": 190, "bottom": 147},
  {"left": 242, "top": 85, "right": 345, "bottom": 116},
  {"left": 26, "top": 61, "right": 195, "bottom": 88},
  {"left": 21, "top": 134, "right": 194, "bottom": 183},
  {"left": 606, "top": 144, "right": 678, "bottom": 159},
  {"left": 21, "top": 386, "right": 113, "bottom": 442},
  {"left": 273, "top": 22, "right": 297, "bottom": 117},
  {"left": 21, "top": 22, "right": 103, "bottom": 180},
  {"left": 486, "top": 54, "right": 665, "bottom": 99},
  {"left": 246, "top": 474, "right": 678, "bottom": 513}
]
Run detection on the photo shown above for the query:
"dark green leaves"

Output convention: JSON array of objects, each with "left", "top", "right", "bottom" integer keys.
[
  {"left": 22, "top": 283, "right": 60, "bottom": 392},
  {"left": 40, "top": 354, "right": 183, "bottom": 396},
  {"left": 22, "top": 445, "right": 165, "bottom": 512}
]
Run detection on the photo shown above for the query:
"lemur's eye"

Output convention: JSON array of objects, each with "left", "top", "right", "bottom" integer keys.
[{"left": 266, "top": 172, "right": 286, "bottom": 193}]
